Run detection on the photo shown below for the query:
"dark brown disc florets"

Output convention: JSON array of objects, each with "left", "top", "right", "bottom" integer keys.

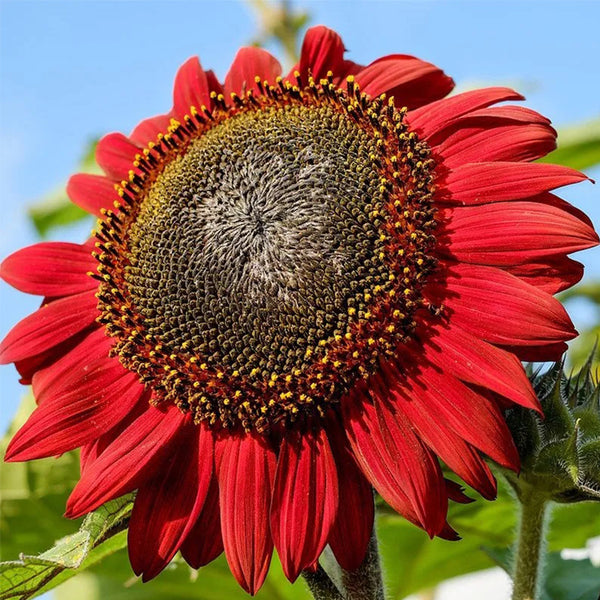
[{"left": 92, "top": 74, "right": 439, "bottom": 432}]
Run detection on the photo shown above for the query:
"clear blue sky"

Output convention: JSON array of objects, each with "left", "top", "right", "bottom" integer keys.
[{"left": 1, "top": 0, "right": 599, "bottom": 431}]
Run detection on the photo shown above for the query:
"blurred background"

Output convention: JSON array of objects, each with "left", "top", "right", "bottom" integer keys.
[{"left": 1, "top": 1, "right": 599, "bottom": 599}]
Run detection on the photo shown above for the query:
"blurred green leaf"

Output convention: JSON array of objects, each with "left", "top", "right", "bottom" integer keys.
[
  {"left": 484, "top": 545, "right": 600, "bottom": 600},
  {"left": 0, "top": 499, "right": 131, "bottom": 600},
  {"left": 560, "top": 282, "right": 600, "bottom": 375},
  {"left": 27, "top": 139, "right": 99, "bottom": 237},
  {"left": 539, "top": 118, "right": 600, "bottom": 170},
  {"left": 378, "top": 475, "right": 600, "bottom": 598},
  {"left": 247, "top": 0, "right": 309, "bottom": 66},
  {"left": 53, "top": 551, "right": 309, "bottom": 600},
  {"left": 0, "top": 396, "right": 81, "bottom": 562}
]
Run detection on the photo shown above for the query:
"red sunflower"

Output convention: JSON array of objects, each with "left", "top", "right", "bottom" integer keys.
[{"left": 1, "top": 25, "right": 597, "bottom": 594}]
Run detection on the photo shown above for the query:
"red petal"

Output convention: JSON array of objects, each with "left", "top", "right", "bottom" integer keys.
[
  {"left": 506, "top": 257, "right": 584, "bottom": 294},
  {"left": 327, "top": 423, "right": 374, "bottom": 571},
  {"left": 66, "top": 406, "right": 187, "bottom": 518},
  {"left": 79, "top": 390, "right": 150, "bottom": 476},
  {"left": 435, "top": 121, "right": 556, "bottom": 167},
  {"left": 271, "top": 428, "right": 339, "bottom": 582},
  {"left": 181, "top": 476, "right": 224, "bottom": 569},
  {"left": 297, "top": 25, "right": 347, "bottom": 83},
  {"left": 172, "top": 57, "right": 211, "bottom": 119},
  {"left": 205, "top": 69, "right": 224, "bottom": 96},
  {"left": 129, "top": 423, "right": 214, "bottom": 581},
  {"left": 129, "top": 114, "right": 171, "bottom": 146},
  {"left": 215, "top": 432, "right": 275, "bottom": 595},
  {"left": 0, "top": 291, "right": 98, "bottom": 364},
  {"left": 32, "top": 328, "right": 111, "bottom": 401},
  {"left": 445, "top": 479, "right": 475, "bottom": 504},
  {"left": 441, "top": 162, "right": 587, "bottom": 205},
  {"left": 466, "top": 105, "right": 551, "bottom": 125},
  {"left": 379, "top": 364, "right": 497, "bottom": 499},
  {"left": 1, "top": 242, "right": 96, "bottom": 297},
  {"left": 440, "top": 201, "right": 598, "bottom": 266},
  {"left": 95, "top": 133, "right": 140, "bottom": 181},
  {"left": 429, "top": 264, "right": 577, "bottom": 346},
  {"left": 342, "top": 386, "right": 447, "bottom": 537},
  {"left": 6, "top": 355, "right": 143, "bottom": 461},
  {"left": 408, "top": 87, "right": 524, "bottom": 140},
  {"left": 396, "top": 360, "right": 520, "bottom": 470},
  {"left": 420, "top": 324, "right": 539, "bottom": 411},
  {"left": 224, "top": 47, "right": 282, "bottom": 96},
  {"left": 502, "top": 341, "right": 568, "bottom": 363},
  {"left": 66, "top": 173, "right": 120, "bottom": 217},
  {"left": 355, "top": 55, "right": 453, "bottom": 109}
]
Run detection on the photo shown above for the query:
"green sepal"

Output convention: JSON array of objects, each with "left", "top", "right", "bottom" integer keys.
[{"left": 505, "top": 348, "right": 600, "bottom": 504}]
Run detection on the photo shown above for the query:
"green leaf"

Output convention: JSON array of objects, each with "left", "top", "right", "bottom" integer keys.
[
  {"left": 484, "top": 546, "right": 600, "bottom": 600},
  {"left": 378, "top": 474, "right": 600, "bottom": 598},
  {"left": 0, "top": 497, "right": 132, "bottom": 599},
  {"left": 53, "top": 551, "right": 310, "bottom": 600},
  {"left": 27, "top": 138, "right": 99, "bottom": 237},
  {"left": 0, "top": 397, "right": 81, "bottom": 562},
  {"left": 539, "top": 118, "right": 600, "bottom": 170}
]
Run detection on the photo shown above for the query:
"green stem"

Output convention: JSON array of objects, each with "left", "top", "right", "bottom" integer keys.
[
  {"left": 340, "top": 528, "right": 385, "bottom": 600},
  {"left": 302, "top": 524, "right": 386, "bottom": 600},
  {"left": 511, "top": 490, "right": 548, "bottom": 600},
  {"left": 301, "top": 565, "right": 345, "bottom": 600}
]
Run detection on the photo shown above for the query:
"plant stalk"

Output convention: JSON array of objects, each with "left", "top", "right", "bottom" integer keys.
[
  {"left": 340, "top": 528, "right": 385, "bottom": 600},
  {"left": 302, "top": 564, "right": 345, "bottom": 600},
  {"left": 511, "top": 490, "right": 548, "bottom": 600},
  {"left": 302, "top": 524, "right": 386, "bottom": 600}
]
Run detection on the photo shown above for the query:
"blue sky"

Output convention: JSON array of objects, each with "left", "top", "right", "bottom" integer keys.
[{"left": 1, "top": 0, "right": 599, "bottom": 431}]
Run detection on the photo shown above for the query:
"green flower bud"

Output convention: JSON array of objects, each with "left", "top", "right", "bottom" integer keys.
[{"left": 505, "top": 349, "right": 600, "bottom": 503}]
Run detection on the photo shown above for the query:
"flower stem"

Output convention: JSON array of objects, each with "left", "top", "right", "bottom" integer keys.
[
  {"left": 511, "top": 490, "right": 548, "bottom": 600},
  {"left": 340, "top": 528, "right": 385, "bottom": 600},
  {"left": 302, "top": 564, "right": 345, "bottom": 600}
]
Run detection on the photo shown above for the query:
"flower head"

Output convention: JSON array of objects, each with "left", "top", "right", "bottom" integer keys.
[{"left": 1, "top": 25, "right": 598, "bottom": 594}]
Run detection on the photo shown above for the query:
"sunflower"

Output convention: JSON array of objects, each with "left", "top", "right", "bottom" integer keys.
[{"left": 1, "top": 25, "right": 597, "bottom": 594}]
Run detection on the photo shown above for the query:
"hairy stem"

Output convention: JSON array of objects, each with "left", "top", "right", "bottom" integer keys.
[
  {"left": 340, "top": 528, "right": 385, "bottom": 600},
  {"left": 302, "top": 564, "right": 345, "bottom": 600},
  {"left": 512, "top": 490, "right": 549, "bottom": 600}
]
